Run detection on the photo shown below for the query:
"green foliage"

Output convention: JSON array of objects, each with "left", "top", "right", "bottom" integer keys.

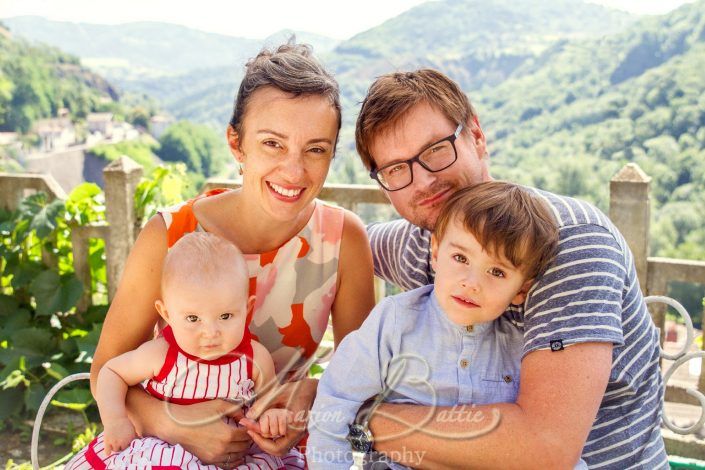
[
  {"left": 0, "top": 164, "right": 190, "bottom": 437},
  {"left": 134, "top": 164, "right": 194, "bottom": 222},
  {"left": 0, "top": 35, "right": 112, "bottom": 133},
  {"left": 0, "top": 187, "right": 107, "bottom": 428},
  {"left": 89, "top": 135, "right": 160, "bottom": 171},
  {"left": 156, "top": 120, "right": 229, "bottom": 177}
]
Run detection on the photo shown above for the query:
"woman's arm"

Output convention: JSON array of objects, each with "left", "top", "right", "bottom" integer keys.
[
  {"left": 330, "top": 210, "right": 376, "bottom": 346},
  {"left": 91, "top": 216, "right": 251, "bottom": 465}
]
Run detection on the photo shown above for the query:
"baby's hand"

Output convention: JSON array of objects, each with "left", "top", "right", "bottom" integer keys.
[
  {"left": 256, "top": 408, "right": 294, "bottom": 439},
  {"left": 103, "top": 417, "right": 137, "bottom": 455}
]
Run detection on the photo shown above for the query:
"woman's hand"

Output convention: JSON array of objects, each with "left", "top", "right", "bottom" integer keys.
[
  {"left": 239, "top": 378, "right": 318, "bottom": 456},
  {"left": 139, "top": 395, "right": 253, "bottom": 465}
]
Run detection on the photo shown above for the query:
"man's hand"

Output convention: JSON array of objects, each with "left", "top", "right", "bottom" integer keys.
[
  {"left": 103, "top": 417, "right": 136, "bottom": 455},
  {"left": 239, "top": 378, "right": 317, "bottom": 456},
  {"left": 158, "top": 398, "right": 253, "bottom": 465}
]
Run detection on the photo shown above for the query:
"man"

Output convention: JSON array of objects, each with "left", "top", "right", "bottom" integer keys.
[{"left": 357, "top": 69, "right": 666, "bottom": 469}]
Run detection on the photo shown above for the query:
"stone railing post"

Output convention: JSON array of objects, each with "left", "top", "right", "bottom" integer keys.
[
  {"left": 700, "top": 302, "right": 705, "bottom": 397},
  {"left": 103, "top": 156, "right": 142, "bottom": 301},
  {"left": 0, "top": 173, "right": 66, "bottom": 211},
  {"left": 610, "top": 163, "right": 651, "bottom": 292}
]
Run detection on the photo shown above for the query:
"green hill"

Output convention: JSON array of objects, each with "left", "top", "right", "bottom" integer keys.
[
  {"left": 1, "top": 16, "right": 262, "bottom": 80},
  {"left": 0, "top": 25, "right": 119, "bottom": 133},
  {"left": 329, "top": 0, "right": 634, "bottom": 91},
  {"left": 474, "top": 0, "right": 705, "bottom": 260}
]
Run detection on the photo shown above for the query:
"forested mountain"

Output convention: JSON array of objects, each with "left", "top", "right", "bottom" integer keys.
[
  {"left": 1, "top": 17, "right": 261, "bottom": 79},
  {"left": 43, "top": 0, "right": 629, "bottom": 131},
  {"left": 475, "top": 0, "right": 705, "bottom": 261},
  {"left": 0, "top": 25, "right": 119, "bottom": 133},
  {"left": 3, "top": 0, "right": 705, "bottom": 264},
  {"left": 329, "top": 0, "right": 634, "bottom": 92}
]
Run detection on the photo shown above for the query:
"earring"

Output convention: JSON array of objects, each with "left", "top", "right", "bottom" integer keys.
[{"left": 238, "top": 164, "right": 243, "bottom": 176}]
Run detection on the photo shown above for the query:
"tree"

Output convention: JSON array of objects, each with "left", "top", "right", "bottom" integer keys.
[{"left": 156, "top": 121, "right": 228, "bottom": 177}]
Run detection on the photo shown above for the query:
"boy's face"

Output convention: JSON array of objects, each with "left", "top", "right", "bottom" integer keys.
[
  {"left": 156, "top": 274, "right": 252, "bottom": 360},
  {"left": 431, "top": 219, "right": 532, "bottom": 326}
]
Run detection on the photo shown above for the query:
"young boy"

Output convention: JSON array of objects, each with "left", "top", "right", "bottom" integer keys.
[
  {"left": 307, "top": 181, "right": 584, "bottom": 469},
  {"left": 66, "top": 232, "right": 303, "bottom": 469}
]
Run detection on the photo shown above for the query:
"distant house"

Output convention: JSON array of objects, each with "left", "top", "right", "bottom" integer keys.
[
  {"left": 149, "top": 115, "right": 174, "bottom": 140},
  {"left": 0, "top": 132, "right": 18, "bottom": 146},
  {"left": 34, "top": 117, "right": 76, "bottom": 152},
  {"left": 87, "top": 112, "right": 114, "bottom": 138},
  {"left": 109, "top": 121, "right": 139, "bottom": 142}
]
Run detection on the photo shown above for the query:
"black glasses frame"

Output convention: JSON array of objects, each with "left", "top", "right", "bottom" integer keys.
[{"left": 370, "top": 124, "right": 464, "bottom": 191}]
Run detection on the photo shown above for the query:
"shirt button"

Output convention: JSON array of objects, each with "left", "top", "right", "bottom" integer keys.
[
  {"left": 504, "top": 375, "right": 513, "bottom": 383},
  {"left": 465, "top": 325, "right": 474, "bottom": 333},
  {"left": 459, "top": 359, "right": 469, "bottom": 369}
]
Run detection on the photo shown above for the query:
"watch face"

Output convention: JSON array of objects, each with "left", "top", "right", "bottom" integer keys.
[{"left": 347, "top": 424, "right": 373, "bottom": 453}]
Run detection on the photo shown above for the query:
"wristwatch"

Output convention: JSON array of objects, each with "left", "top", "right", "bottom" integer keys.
[
  {"left": 347, "top": 422, "right": 374, "bottom": 453},
  {"left": 347, "top": 399, "right": 377, "bottom": 470}
]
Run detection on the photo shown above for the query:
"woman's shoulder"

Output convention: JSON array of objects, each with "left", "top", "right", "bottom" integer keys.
[
  {"left": 157, "top": 188, "right": 235, "bottom": 248},
  {"left": 310, "top": 200, "right": 366, "bottom": 240}
]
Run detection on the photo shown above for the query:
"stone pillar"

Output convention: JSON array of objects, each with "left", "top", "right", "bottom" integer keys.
[
  {"left": 71, "top": 227, "right": 91, "bottom": 312},
  {"left": 103, "top": 156, "right": 142, "bottom": 301},
  {"left": 0, "top": 175, "right": 26, "bottom": 211},
  {"left": 700, "top": 303, "right": 705, "bottom": 395},
  {"left": 609, "top": 163, "right": 651, "bottom": 292}
]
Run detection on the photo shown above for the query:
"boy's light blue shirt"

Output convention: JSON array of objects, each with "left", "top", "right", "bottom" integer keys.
[{"left": 306, "top": 284, "right": 524, "bottom": 469}]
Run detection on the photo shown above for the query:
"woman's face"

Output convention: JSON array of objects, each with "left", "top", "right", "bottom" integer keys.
[{"left": 229, "top": 86, "right": 338, "bottom": 223}]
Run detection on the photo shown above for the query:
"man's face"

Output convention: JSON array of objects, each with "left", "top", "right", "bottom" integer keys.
[{"left": 368, "top": 102, "right": 490, "bottom": 230}]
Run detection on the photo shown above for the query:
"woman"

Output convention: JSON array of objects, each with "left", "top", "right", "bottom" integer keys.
[{"left": 90, "top": 42, "right": 375, "bottom": 468}]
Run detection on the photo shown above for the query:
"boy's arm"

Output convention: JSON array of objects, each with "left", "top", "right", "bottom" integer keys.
[{"left": 306, "top": 298, "right": 397, "bottom": 470}]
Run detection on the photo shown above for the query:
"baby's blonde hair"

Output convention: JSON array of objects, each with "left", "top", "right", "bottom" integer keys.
[{"left": 161, "top": 232, "right": 249, "bottom": 296}]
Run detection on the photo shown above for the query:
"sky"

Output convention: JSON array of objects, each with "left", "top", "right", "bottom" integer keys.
[{"left": 0, "top": 0, "right": 694, "bottom": 40}]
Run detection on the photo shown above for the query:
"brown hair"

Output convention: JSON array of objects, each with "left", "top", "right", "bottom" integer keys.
[
  {"left": 355, "top": 69, "right": 477, "bottom": 171},
  {"left": 434, "top": 182, "right": 558, "bottom": 280},
  {"left": 229, "top": 41, "right": 341, "bottom": 147},
  {"left": 161, "top": 232, "right": 248, "bottom": 295}
]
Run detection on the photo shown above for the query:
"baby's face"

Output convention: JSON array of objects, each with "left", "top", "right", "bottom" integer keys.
[
  {"left": 161, "top": 275, "right": 250, "bottom": 360},
  {"left": 431, "top": 220, "right": 531, "bottom": 326}
]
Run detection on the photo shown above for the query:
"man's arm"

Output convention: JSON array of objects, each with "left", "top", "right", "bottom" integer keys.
[
  {"left": 370, "top": 342, "right": 612, "bottom": 469},
  {"left": 367, "top": 219, "right": 432, "bottom": 290},
  {"left": 370, "top": 224, "right": 626, "bottom": 468}
]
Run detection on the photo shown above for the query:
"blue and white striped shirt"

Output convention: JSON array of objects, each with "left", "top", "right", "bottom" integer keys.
[{"left": 366, "top": 189, "right": 667, "bottom": 469}]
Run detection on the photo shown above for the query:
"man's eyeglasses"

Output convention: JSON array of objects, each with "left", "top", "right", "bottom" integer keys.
[{"left": 370, "top": 124, "right": 463, "bottom": 191}]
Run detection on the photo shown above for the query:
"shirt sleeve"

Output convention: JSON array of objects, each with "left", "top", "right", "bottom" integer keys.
[
  {"left": 367, "top": 220, "right": 433, "bottom": 291},
  {"left": 522, "top": 224, "right": 626, "bottom": 357},
  {"left": 306, "top": 297, "right": 397, "bottom": 469}
]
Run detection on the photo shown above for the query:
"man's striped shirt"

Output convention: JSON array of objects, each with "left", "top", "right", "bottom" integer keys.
[{"left": 367, "top": 189, "right": 666, "bottom": 469}]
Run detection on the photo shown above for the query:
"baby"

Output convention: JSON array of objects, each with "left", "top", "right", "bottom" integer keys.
[
  {"left": 307, "top": 182, "right": 588, "bottom": 469},
  {"left": 66, "top": 232, "right": 303, "bottom": 469}
]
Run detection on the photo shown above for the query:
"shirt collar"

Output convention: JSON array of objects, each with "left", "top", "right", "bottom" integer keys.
[{"left": 429, "top": 288, "right": 494, "bottom": 336}]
